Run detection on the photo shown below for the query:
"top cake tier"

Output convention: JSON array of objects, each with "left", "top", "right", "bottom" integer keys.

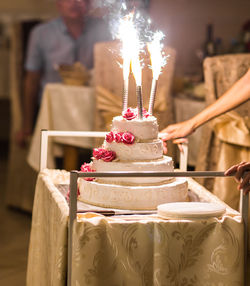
[{"left": 112, "top": 115, "right": 159, "bottom": 141}]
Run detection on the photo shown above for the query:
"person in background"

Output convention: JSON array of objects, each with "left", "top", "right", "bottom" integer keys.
[
  {"left": 225, "top": 162, "right": 250, "bottom": 195},
  {"left": 161, "top": 68, "right": 250, "bottom": 151},
  {"left": 16, "top": 0, "right": 110, "bottom": 147}
]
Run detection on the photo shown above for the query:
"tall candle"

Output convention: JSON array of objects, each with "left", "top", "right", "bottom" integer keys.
[
  {"left": 148, "top": 78, "right": 158, "bottom": 115},
  {"left": 123, "top": 77, "right": 129, "bottom": 112},
  {"left": 132, "top": 57, "right": 143, "bottom": 120},
  {"left": 148, "top": 31, "right": 166, "bottom": 115},
  {"left": 136, "top": 85, "right": 143, "bottom": 120}
]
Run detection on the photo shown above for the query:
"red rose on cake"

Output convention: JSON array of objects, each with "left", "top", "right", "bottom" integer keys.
[
  {"left": 93, "top": 148, "right": 107, "bottom": 160},
  {"left": 143, "top": 108, "right": 150, "bottom": 118},
  {"left": 122, "top": 108, "right": 137, "bottom": 120},
  {"left": 80, "top": 163, "right": 95, "bottom": 173},
  {"left": 122, "top": 132, "right": 135, "bottom": 144},
  {"left": 93, "top": 148, "right": 116, "bottom": 162},
  {"left": 114, "top": 132, "right": 123, "bottom": 143},
  {"left": 102, "top": 150, "right": 116, "bottom": 162},
  {"left": 105, "top": 131, "right": 114, "bottom": 143},
  {"left": 123, "top": 107, "right": 150, "bottom": 120},
  {"left": 80, "top": 163, "right": 96, "bottom": 181}
]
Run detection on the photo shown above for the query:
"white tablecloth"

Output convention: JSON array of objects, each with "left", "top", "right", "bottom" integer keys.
[
  {"left": 28, "top": 83, "right": 95, "bottom": 171},
  {"left": 27, "top": 169, "right": 244, "bottom": 285}
]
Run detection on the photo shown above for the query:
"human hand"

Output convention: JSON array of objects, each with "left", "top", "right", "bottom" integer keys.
[
  {"left": 225, "top": 162, "right": 250, "bottom": 195},
  {"left": 160, "top": 119, "right": 195, "bottom": 153},
  {"left": 15, "top": 129, "right": 32, "bottom": 148}
]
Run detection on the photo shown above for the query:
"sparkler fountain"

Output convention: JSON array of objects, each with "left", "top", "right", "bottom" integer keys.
[
  {"left": 117, "top": 9, "right": 167, "bottom": 119},
  {"left": 148, "top": 31, "right": 166, "bottom": 115},
  {"left": 118, "top": 14, "right": 134, "bottom": 113},
  {"left": 131, "top": 28, "right": 143, "bottom": 120}
]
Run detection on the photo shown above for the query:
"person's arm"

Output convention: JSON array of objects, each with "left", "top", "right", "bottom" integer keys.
[
  {"left": 161, "top": 68, "right": 250, "bottom": 142},
  {"left": 15, "top": 24, "right": 43, "bottom": 147},
  {"left": 225, "top": 162, "right": 250, "bottom": 195},
  {"left": 23, "top": 71, "right": 41, "bottom": 133},
  {"left": 15, "top": 71, "right": 41, "bottom": 147}
]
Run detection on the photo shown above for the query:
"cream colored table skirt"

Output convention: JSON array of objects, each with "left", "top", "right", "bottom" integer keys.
[
  {"left": 28, "top": 83, "right": 95, "bottom": 171},
  {"left": 27, "top": 169, "right": 244, "bottom": 286}
]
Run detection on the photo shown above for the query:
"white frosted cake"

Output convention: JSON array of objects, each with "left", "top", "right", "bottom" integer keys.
[{"left": 78, "top": 108, "right": 188, "bottom": 210}]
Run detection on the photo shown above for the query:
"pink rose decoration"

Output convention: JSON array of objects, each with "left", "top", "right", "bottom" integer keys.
[
  {"left": 122, "top": 108, "right": 136, "bottom": 120},
  {"left": 80, "top": 163, "right": 93, "bottom": 172},
  {"left": 93, "top": 148, "right": 106, "bottom": 160},
  {"left": 80, "top": 163, "right": 96, "bottom": 181},
  {"left": 102, "top": 150, "right": 116, "bottom": 162},
  {"left": 105, "top": 131, "right": 114, "bottom": 143},
  {"left": 114, "top": 132, "right": 123, "bottom": 143},
  {"left": 143, "top": 108, "right": 150, "bottom": 118},
  {"left": 122, "top": 132, "right": 135, "bottom": 144},
  {"left": 66, "top": 187, "right": 80, "bottom": 202},
  {"left": 93, "top": 148, "right": 116, "bottom": 162}
]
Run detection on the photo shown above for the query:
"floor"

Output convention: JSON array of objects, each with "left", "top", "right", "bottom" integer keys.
[
  {"left": 0, "top": 136, "right": 92, "bottom": 286},
  {"left": 0, "top": 142, "right": 31, "bottom": 286}
]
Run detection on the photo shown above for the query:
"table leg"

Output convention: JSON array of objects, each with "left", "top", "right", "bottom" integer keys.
[
  {"left": 68, "top": 171, "right": 78, "bottom": 286},
  {"left": 240, "top": 190, "right": 249, "bottom": 286}
]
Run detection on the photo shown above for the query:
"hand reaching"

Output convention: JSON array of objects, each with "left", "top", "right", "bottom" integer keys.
[
  {"left": 225, "top": 162, "right": 250, "bottom": 195},
  {"left": 15, "top": 129, "right": 31, "bottom": 148},
  {"left": 160, "top": 119, "right": 195, "bottom": 153}
]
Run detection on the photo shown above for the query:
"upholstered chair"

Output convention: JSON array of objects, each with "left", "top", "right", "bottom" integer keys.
[{"left": 196, "top": 54, "right": 250, "bottom": 212}]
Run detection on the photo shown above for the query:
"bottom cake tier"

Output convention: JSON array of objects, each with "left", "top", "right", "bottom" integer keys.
[{"left": 78, "top": 178, "right": 188, "bottom": 210}]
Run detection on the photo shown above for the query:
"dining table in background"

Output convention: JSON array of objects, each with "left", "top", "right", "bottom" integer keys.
[{"left": 28, "top": 83, "right": 95, "bottom": 171}]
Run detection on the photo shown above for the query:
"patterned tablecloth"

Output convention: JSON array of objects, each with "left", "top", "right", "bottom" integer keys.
[
  {"left": 27, "top": 169, "right": 244, "bottom": 286},
  {"left": 28, "top": 83, "right": 95, "bottom": 171}
]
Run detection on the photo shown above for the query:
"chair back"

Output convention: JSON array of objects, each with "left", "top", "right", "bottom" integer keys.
[{"left": 204, "top": 54, "right": 250, "bottom": 116}]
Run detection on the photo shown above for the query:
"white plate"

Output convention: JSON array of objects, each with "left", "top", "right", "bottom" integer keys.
[{"left": 157, "top": 202, "right": 226, "bottom": 219}]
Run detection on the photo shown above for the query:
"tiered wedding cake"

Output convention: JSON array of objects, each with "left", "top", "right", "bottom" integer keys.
[{"left": 78, "top": 108, "right": 188, "bottom": 210}]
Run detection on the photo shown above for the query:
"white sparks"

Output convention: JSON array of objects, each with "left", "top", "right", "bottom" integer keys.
[
  {"left": 147, "top": 31, "right": 167, "bottom": 80},
  {"left": 118, "top": 13, "right": 142, "bottom": 85},
  {"left": 122, "top": 2, "right": 127, "bottom": 10}
]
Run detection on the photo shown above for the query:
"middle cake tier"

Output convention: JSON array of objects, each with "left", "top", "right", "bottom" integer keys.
[
  {"left": 92, "top": 155, "right": 174, "bottom": 185},
  {"left": 103, "top": 139, "right": 163, "bottom": 161}
]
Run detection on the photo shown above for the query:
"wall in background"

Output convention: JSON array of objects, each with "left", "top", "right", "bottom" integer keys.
[
  {"left": 150, "top": 0, "right": 250, "bottom": 75},
  {"left": 0, "top": 0, "right": 57, "bottom": 19},
  {"left": 0, "top": 0, "right": 249, "bottom": 76}
]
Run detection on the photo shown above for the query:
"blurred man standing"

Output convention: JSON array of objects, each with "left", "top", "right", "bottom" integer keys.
[{"left": 16, "top": 0, "right": 110, "bottom": 147}]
